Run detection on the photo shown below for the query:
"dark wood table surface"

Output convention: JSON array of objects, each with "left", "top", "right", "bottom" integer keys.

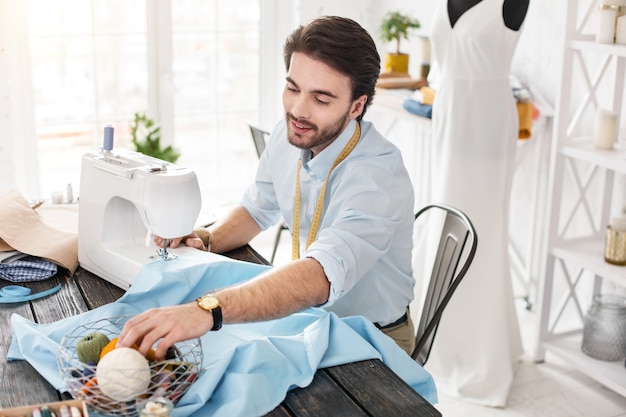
[{"left": 0, "top": 245, "right": 440, "bottom": 417}]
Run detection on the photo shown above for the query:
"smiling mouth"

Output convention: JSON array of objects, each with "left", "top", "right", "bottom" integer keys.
[
  {"left": 288, "top": 114, "right": 316, "bottom": 132},
  {"left": 290, "top": 120, "right": 315, "bottom": 136}
]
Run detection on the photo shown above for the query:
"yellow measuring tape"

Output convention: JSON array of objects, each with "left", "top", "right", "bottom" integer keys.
[{"left": 292, "top": 122, "right": 361, "bottom": 260}]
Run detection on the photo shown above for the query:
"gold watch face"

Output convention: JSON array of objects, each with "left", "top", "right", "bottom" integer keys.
[{"left": 198, "top": 294, "right": 220, "bottom": 311}]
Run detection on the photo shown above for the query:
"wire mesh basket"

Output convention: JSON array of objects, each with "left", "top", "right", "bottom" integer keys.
[{"left": 57, "top": 315, "right": 203, "bottom": 417}]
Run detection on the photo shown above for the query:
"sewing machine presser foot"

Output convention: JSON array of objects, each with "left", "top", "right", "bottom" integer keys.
[{"left": 157, "top": 241, "right": 178, "bottom": 261}]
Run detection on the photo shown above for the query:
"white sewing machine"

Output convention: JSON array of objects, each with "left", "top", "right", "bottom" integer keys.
[{"left": 78, "top": 131, "right": 202, "bottom": 289}]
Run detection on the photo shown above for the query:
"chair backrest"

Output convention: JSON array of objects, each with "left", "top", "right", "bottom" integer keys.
[
  {"left": 411, "top": 203, "right": 478, "bottom": 366},
  {"left": 248, "top": 124, "right": 270, "bottom": 158}
]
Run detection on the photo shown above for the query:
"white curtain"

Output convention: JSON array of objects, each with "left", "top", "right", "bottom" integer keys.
[{"left": 0, "top": 0, "right": 38, "bottom": 199}]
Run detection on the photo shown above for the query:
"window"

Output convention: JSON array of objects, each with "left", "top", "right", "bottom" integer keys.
[
  {"left": 170, "top": 1, "right": 262, "bottom": 206},
  {"left": 27, "top": 0, "right": 262, "bottom": 208}
]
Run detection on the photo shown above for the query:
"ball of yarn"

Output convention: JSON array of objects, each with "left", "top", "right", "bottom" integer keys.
[
  {"left": 99, "top": 337, "right": 119, "bottom": 360},
  {"left": 83, "top": 361, "right": 97, "bottom": 378},
  {"left": 76, "top": 332, "right": 111, "bottom": 364},
  {"left": 99, "top": 336, "right": 158, "bottom": 362},
  {"left": 96, "top": 347, "right": 151, "bottom": 402}
]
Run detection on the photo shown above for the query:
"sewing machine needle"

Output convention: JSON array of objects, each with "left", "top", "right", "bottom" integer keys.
[{"left": 157, "top": 238, "right": 177, "bottom": 261}]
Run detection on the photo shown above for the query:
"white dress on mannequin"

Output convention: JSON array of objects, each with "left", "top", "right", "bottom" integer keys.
[{"left": 426, "top": 0, "right": 524, "bottom": 407}]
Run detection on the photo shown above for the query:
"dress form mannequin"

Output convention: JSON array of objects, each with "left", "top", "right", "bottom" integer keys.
[
  {"left": 448, "top": 0, "right": 529, "bottom": 30},
  {"left": 426, "top": 0, "right": 529, "bottom": 407}
]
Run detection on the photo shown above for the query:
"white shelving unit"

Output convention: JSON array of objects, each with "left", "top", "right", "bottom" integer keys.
[{"left": 534, "top": 0, "right": 626, "bottom": 397}]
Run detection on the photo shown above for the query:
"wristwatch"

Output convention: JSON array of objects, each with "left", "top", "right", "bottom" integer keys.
[{"left": 196, "top": 294, "right": 223, "bottom": 331}]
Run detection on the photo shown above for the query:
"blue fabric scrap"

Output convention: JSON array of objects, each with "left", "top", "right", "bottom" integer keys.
[
  {"left": 403, "top": 98, "right": 433, "bottom": 119},
  {"left": 0, "top": 255, "right": 57, "bottom": 282}
]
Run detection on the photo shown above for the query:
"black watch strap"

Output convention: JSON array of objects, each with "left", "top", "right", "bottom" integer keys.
[
  {"left": 211, "top": 305, "right": 223, "bottom": 331},
  {"left": 197, "top": 294, "right": 223, "bottom": 331}
]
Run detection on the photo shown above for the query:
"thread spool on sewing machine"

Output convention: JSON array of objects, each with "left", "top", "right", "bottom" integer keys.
[{"left": 78, "top": 125, "right": 202, "bottom": 289}]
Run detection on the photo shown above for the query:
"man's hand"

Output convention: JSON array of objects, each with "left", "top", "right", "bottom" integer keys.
[
  {"left": 154, "top": 232, "right": 207, "bottom": 251},
  {"left": 117, "top": 303, "right": 213, "bottom": 360}
]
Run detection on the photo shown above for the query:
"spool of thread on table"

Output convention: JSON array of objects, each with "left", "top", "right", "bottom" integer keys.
[
  {"left": 593, "top": 108, "right": 618, "bottom": 150},
  {"left": 66, "top": 183, "right": 74, "bottom": 203}
]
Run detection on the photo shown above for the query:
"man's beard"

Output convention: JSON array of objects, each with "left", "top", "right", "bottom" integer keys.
[{"left": 285, "top": 109, "right": 351, "bottom": 151}]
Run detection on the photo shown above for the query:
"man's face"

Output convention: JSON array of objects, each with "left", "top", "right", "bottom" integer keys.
[{"left": 282, "top": 52, "right": 366, "bottom": 156}]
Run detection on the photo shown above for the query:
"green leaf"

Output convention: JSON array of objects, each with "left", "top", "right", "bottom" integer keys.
[
  {"left": 129, "top": 112, "right": 180, "bottom": 163},
  {"left": 379, "top": 11, "right": 421, "bottom": 55}
]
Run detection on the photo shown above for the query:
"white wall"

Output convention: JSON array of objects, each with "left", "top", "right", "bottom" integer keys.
[
  {"left": 294, "top": 0, "right": 437, "bottom": 79},
  {"left": 511, "top": 0, "right": 565, "bottom": 105},
  {"left": 287, "top": 0, "right": 566, "bottom": 109}
]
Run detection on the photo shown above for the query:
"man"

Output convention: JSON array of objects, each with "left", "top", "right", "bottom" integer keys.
[{"left": 118, "top": 16, "right": 416, "bottom": 358}]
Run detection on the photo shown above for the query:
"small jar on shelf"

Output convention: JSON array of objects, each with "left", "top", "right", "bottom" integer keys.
[
  {"left": 581, "top": 294, "right": 626, "bottom": 361},
  {"left": 605, "top": 216, "right": 626, "bottom": 265}
]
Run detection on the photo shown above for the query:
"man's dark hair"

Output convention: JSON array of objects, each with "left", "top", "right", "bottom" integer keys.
[{"left": 283, "top": 16, "right": 381, "bottom": 121}]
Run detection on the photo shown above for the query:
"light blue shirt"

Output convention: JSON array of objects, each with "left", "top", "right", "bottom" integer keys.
[{"left": 241, "top": 118, "right": 415, "bottom": 326}]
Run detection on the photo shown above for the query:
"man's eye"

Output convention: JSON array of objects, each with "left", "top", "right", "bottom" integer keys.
[{"left": 315, "top": 98, "right": 329, "bottom": 105}]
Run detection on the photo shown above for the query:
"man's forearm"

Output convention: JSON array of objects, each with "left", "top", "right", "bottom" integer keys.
[
  {"left": 208, "top": 205, "right": 262, "bottom": 253},
  {"left": 216, "top": 257, "right": 330, "bottom": 323}
]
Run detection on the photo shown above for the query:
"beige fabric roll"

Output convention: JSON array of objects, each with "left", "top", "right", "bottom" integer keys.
[{"left": 0, "top": 189, "right": 78, "bottom": 274}]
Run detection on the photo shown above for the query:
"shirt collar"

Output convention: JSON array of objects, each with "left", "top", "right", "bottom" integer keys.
[{"left": 300, "top": 119, "right": 357, "bottom": 178}]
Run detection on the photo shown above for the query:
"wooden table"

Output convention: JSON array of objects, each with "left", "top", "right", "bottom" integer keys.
[{"left": 0, "top": 246, "right": 440, "bottom": 417}]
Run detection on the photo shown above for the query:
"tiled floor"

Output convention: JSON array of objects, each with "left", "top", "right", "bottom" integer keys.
[
  {"left": 250, "top": 226, "right": 626, "bottom": 417},
  {"left": 433, "top": 305, "right": 626, "bottom": 417}
]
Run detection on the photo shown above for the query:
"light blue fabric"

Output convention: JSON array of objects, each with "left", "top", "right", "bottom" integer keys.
[
  {"left": 8, "top": 252, "right": 437, "bottom": 417},
  {"left": 403, "top": 98, "right": 433, "bottom": 119},
  {"left": 241, "top": 118, "right": 416, "bottom": 327}
]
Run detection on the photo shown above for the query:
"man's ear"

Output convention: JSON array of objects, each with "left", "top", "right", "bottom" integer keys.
[{"left": 350, "top": 95, "right": 368, "bottom": 119}]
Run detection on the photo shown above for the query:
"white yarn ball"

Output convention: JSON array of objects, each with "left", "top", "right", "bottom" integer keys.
[{"left": 96, "top": 347, "right": 151, "bottom": 402}]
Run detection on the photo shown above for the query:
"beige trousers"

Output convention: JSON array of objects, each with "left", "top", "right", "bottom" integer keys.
[{"left": 380, "top": 309, "right": 416, "bottom": 356}]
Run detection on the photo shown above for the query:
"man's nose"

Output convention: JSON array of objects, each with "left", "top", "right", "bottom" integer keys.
[{"left": 289, "top": 96, "right": 312, "bottom": 120}]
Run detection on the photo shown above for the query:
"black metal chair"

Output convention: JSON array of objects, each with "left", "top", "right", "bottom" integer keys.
[
  {"left": 247, "top": 124, "right": 290, "bottom": 264},
  {"left": 411, "top": 203, "right": 478, "bottom": 366},
  {"left": 248, "top": 124, "right": 268, "bottom": 158}
]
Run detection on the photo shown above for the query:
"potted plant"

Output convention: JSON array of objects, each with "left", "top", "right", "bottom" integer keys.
[
  {"left": 130, "top": 112, "right": 180, "bottom": 163},
  {"left": 379, "top": 11, "right": 421, "bottom": 74}
]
